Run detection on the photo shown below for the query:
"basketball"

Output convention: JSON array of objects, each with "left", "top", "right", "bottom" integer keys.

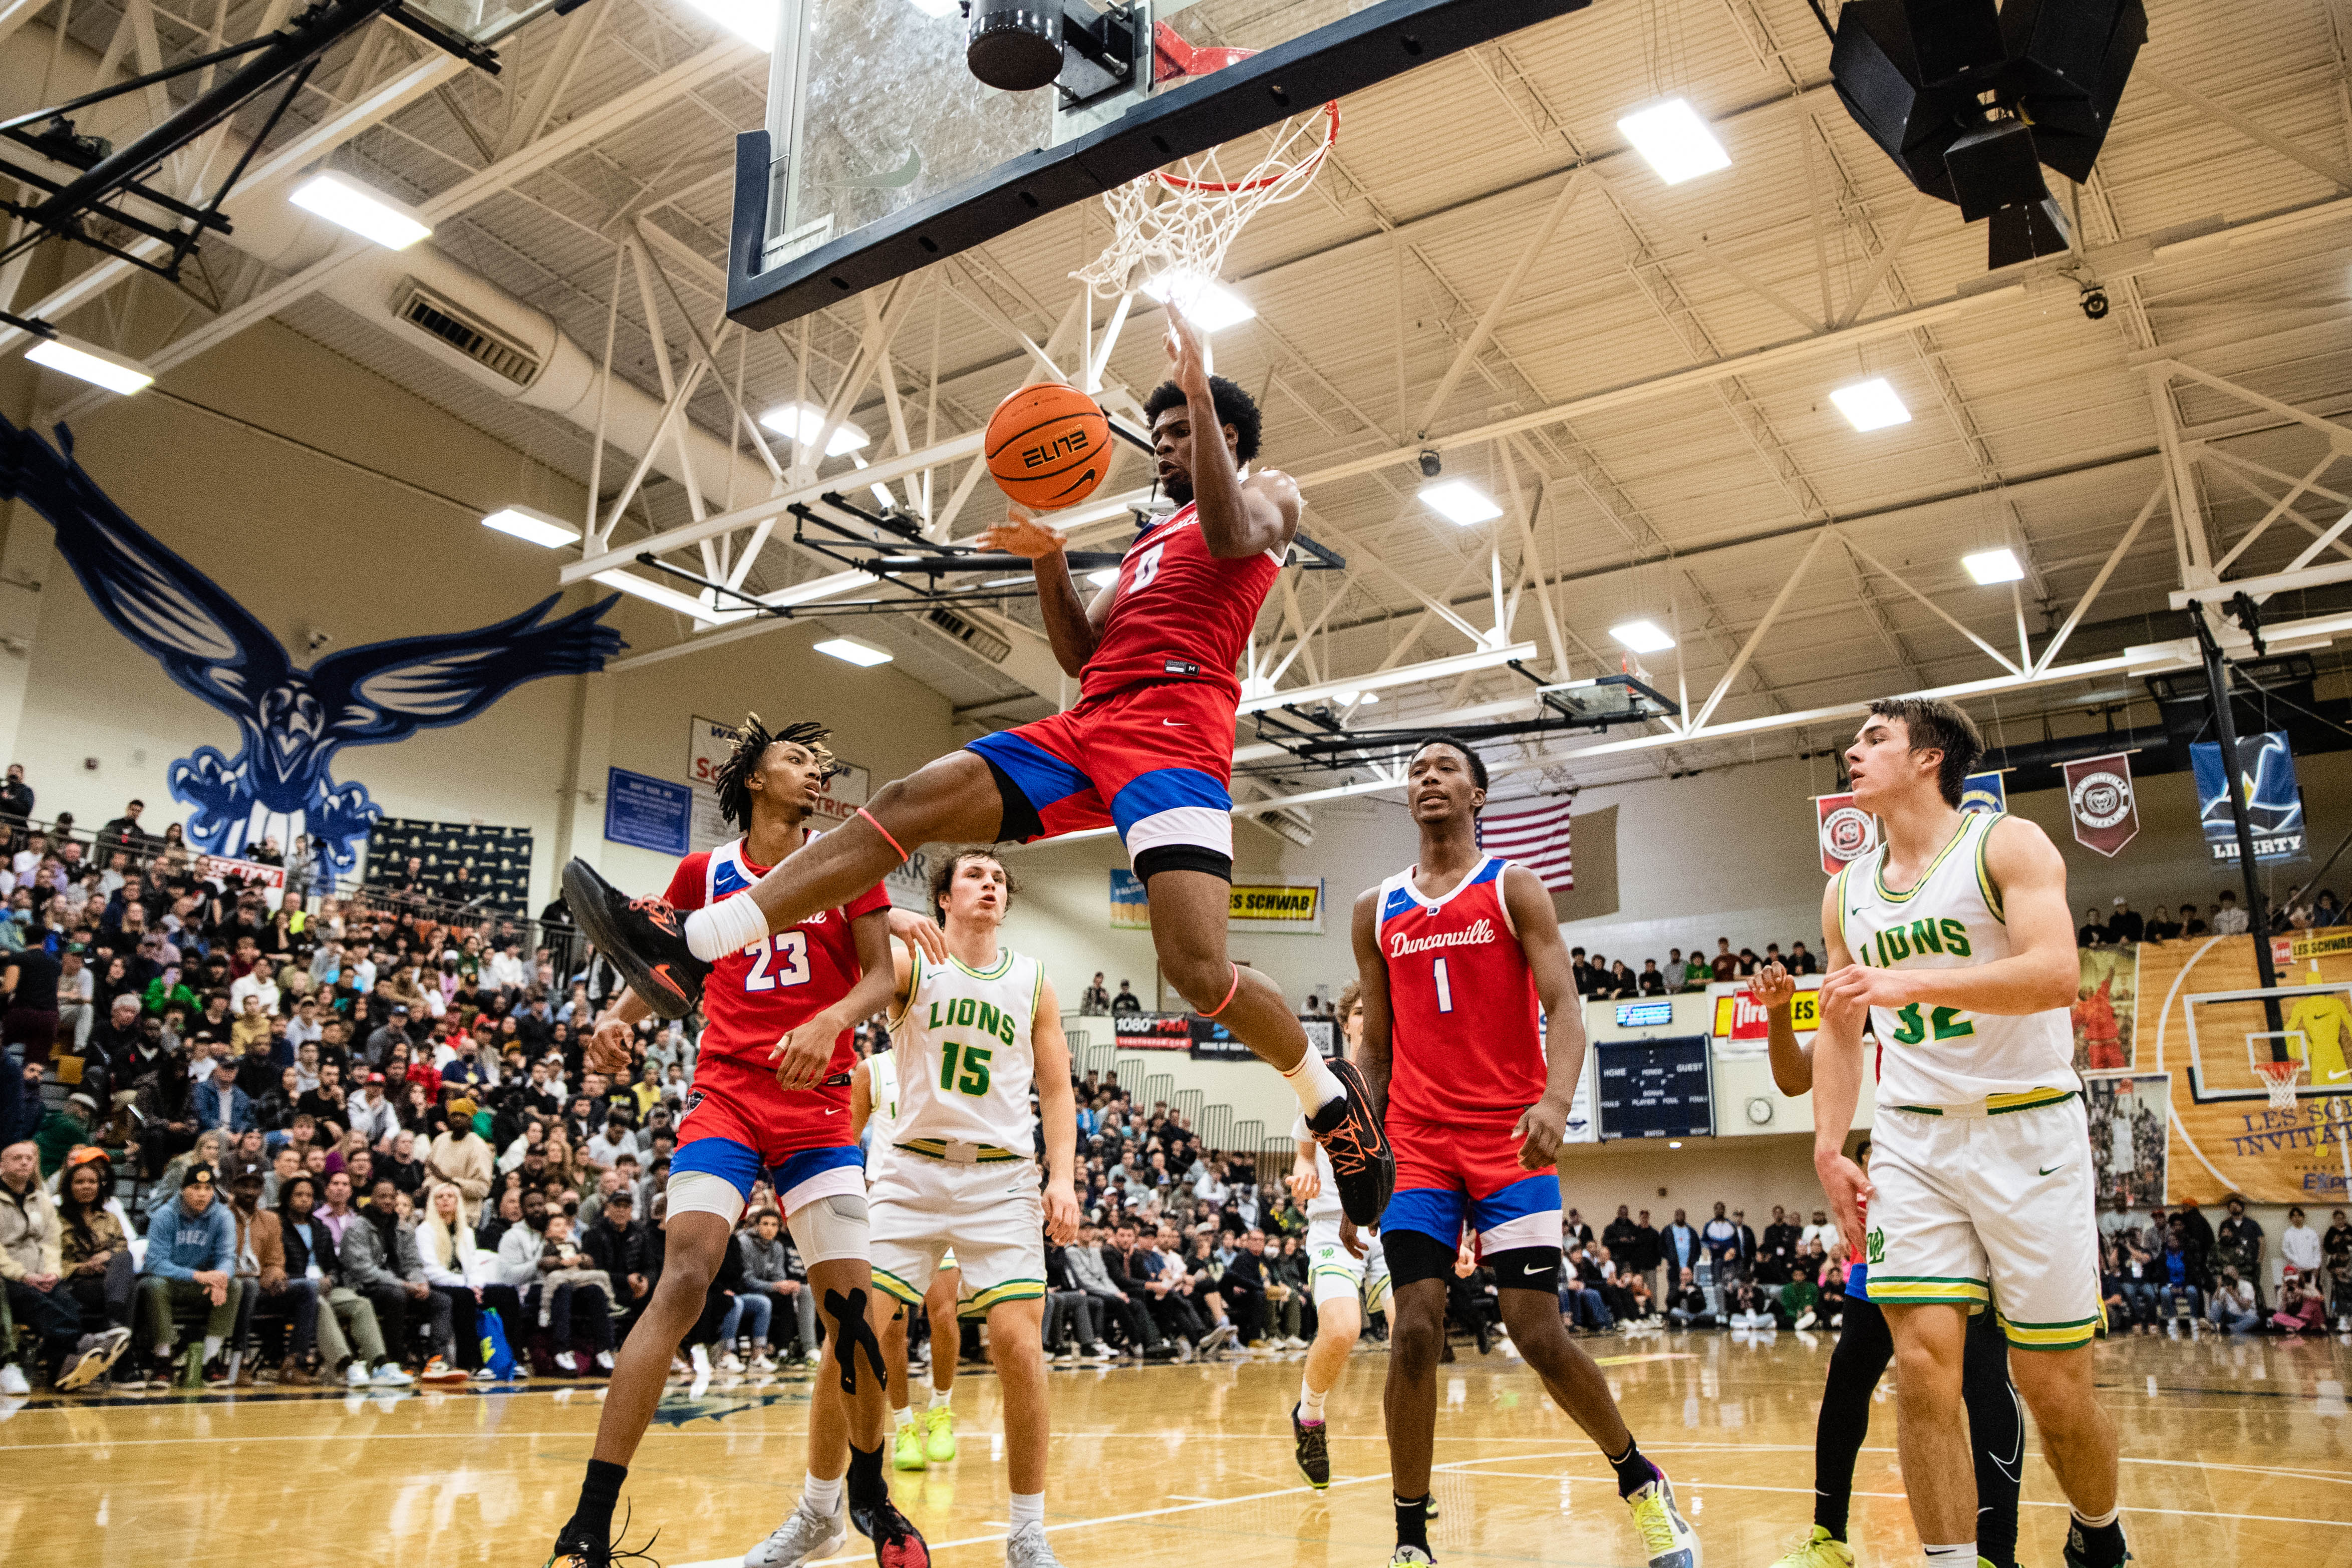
[{"left": 984, "top": 382, "right": 1111, "bottom": 510}]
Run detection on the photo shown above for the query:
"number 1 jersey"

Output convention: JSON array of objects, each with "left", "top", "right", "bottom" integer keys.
[
  {"left": 1376, "top": 856, "right": 1548, "bottom": 1129},
  {"left": 664, "top": 834, "right": 892, "bottom": 1078}
]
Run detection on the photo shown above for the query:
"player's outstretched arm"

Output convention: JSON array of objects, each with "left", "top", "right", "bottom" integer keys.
[
  {"left": 1748, "top": 962, "right": 1810, "bottom": 1096},
  {"left": 1349, "top": 887, "right": 1395, "bottom": 1123},
  {"left": 977, "top": 506, "right": 1113, "bottom": 677},
  {"left": 1503, "top": 864, "right": 1583, "bottom": 1169},
  {"left": 1811, "top": 877, "right": 1872, "bottom": 1260},
  {"left": 1165, "top": 303, "right": 1299, "bottom": 560},
  {"left": 1032, "top": 976, "right": 1080, "bottom": 1243}
]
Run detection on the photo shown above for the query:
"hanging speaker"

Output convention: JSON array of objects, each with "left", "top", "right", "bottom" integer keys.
[{"left": 1999, "top": 0, "right": 2148, "bottom": 181}]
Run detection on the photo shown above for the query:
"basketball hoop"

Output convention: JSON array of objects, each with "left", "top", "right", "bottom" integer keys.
[
  {"left": 1072, "top": 31, "right": 1340, "bottom": 309},
  {"left": 2256, "top": 1056, "right": 2306, "bottom": 1110}
]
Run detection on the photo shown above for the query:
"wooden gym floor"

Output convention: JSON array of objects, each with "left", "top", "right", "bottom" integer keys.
[{"left": 2, "top": 1329, "right": 2346, "bottom": 1566}]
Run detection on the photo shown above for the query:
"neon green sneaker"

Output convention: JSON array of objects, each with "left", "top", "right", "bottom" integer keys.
[
  {"left": 1625, "top": 1464, "right": 1700, "bottom": 1568},
  {"left": 923, "top": 1403, "right": 958, "bottom": 1463},
  {"left": 892, "top": 1418, "right": 927, "bottom": 1471},
  {"left": 1768, "top": 1527, "right": 1853, "bottom": 1568}
]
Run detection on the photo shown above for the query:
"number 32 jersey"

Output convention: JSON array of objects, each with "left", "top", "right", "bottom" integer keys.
[
  {"left": 1377, "top": 856, "right": 1548, "bottom": 1129},
  {"left": 664, "top": 834, "right": 891, "bottom": 1081}
]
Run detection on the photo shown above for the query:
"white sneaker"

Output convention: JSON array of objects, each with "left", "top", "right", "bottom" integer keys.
[
  {"left": 1085, "top": 1342, "right": 1114, "bottom": 1363},
  {"left": 802, "top": 1350, "right": 822, "bottom": 1367},
  {"left": 1005, "top": 1520, "right": 1061, "bottom": 1568},
  {"left": 742, "top": 1493, "right": 848, "bottom": 1567},
  {"left": 719, "top": 1350, "right": 745, "bottom": 1373},
  {"left": 595, "top": 1350, "right": 616, "bottom": 1371},
  {"left": 344, "top": 1360, "right": 370, "bottom": 1387},
  {"left": 472, "top": 1365, "right": 498, "bottom": 1381},
  {"left": 691, "top": 1344, "right": 713, "bottom": 1376},
  {"left": 749, "top": 1352, "right": 778, "bottom": 1373},
  {"left": 555, "top": 1352, "right": 580, "bottom": 1373},
  {"left": 0, "top": 1364, "right": 29, "bottom": 1396},
  {"left": 1796, "top": 1309, "right": 1817, "bottom": 1331},
  {"left": 371, "top": 1363, "right": 414, "bottom": 1387},
  {"left": 1051, "top": 1347, "right": 1076, "bottom": 1365},
  {"left": 1196, "top": 1324, "right": 1235, "bottom": 1355}
]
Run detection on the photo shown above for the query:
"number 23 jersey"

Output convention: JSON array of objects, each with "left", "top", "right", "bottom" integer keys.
[
  {"left": 1377, "top": 856, "right": 1548, "bottom": 1129},
  {"left": 664, "top": 834, "right": 891, "bottom": 1081}
]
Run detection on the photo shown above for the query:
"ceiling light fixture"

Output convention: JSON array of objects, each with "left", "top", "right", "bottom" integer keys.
[
  {"left": 1963, "top": 547, "right": 2025, "bottom": 585},
  {"left": 983, "top": 575, "right": 1031, "bottom": 588},
  {"left": 1418, "top": 479, "right": 1503, "bottom": 526},
  {"left": 814, "top": 635, "right": 893, "bottom": 667},
  {"left": 1617, "top": 98, "right": 1731, "bottom": 185},
  {"left": 24, "top": 334, "right": 153, "bottom": 395},
  {"left": 593, "top": 569, "right": 734, "bottom": 621},
  {"left": 480, "top": 506, "right": 579, "bottom": 549},
  {"left": 674, "top": 0, "right": 776, "bottom": 49},
  {"left": 1830, "top": 377, "right": 1911, "bottom": 432},
  {"left": 760, "top": 402, "right": 870, "bottom": 455},
  {"left": 1139, "top": 271, "right": 1256, "bottom": 332},
  {"left": 1610, "top": 619, "right": 1676, "bottom": 654},
  {"left": 289, "top": 173, "right": 431, "bottom": 249}
]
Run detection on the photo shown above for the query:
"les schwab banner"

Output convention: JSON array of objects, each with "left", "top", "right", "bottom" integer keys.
[{"left": 1110, "top": 871, "right": 1324, "bottom": 932}]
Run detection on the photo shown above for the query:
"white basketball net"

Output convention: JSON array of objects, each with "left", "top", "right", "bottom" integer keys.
[
  {"left": 2257, "top": 1057, "right": 2306, "bottom": 1110},
  {"left": 1073, "top": 99, "right": 1339, "bottom": 307}
]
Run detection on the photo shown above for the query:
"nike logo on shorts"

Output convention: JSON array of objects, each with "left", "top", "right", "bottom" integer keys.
[{"left": 2038, "top": 1163, "right": 2065, "bottom": 1175}]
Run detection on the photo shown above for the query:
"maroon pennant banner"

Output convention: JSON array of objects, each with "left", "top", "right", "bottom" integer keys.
[{"left": 2063, "top": 752, "right": 2140, "bottom": 858}]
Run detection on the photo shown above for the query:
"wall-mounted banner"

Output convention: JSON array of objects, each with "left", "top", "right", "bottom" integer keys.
[
  {"left": 605, "top": 768, "right": 692, "bottom": 856},
  {"left": 1814, "top": 792, "right": 1877, "bottom": 875},
  {"left": 1188, "top": 1014, "right": 1338, "bottom": 1061},
  {"left": 1109, "top": 871, "right": 1324, "bottom": 932},
  {"left": 2062, "top": 752, "right": 2140, "bottom": 858},
  {"left": 1709, "top": 976, "right": 1821, "bottom": 1058},
  {"left": 3, "top": 413, "right": 620, "bottom": 878},
  {"left": 2191, "top": 731, "right": 2305, "bottom": 862},
  {"left": 1959, "top": 769, "right": 2007, "bottom": 815},
  {"left": 1111, "top": 1013, "right": 1192, "bottom": 1050}
]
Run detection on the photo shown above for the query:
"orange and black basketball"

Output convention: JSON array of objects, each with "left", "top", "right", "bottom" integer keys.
[{"left": 985, "top": 382, "right": 1111, "bottom": 510}]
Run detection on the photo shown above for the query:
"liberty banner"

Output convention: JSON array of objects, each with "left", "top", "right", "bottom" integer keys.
[
  {"left": 2062, "top": 752, "right": 2140, "bottom": 857},
  {"left": 2191, "top": 730, "right": 2305, "bottom": 862}
]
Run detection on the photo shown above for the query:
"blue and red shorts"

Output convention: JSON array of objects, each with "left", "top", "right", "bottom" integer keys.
[
  {"left": 1381, "top": 1117, "right": 1562, "bottom": 1253},
  {"left": 967, "top": 681, "right": 1235, "bottom": 863},
  {"left": 671, "top": 1053, "right": 863, "bottom": 1213}
]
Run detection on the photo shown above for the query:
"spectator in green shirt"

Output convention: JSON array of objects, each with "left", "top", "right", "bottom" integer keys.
[{"left": 1681, "top": 950, "right": 1712, "bottom": 992}]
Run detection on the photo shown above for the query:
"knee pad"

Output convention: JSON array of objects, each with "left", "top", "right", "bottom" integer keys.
[
  {"left": 788, "top": 1192, "right": 870, "bottom": 1266},
  {"left": 666, "top": 1169, "right": 747, "bottom": 1227}
]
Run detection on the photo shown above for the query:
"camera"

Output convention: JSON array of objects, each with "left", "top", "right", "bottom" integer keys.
[
  {"left": 1417, "top": 450, "right": 1441, "bottom": 478},
  {"left": 2080, "top": 287, "right": 2109, "bottom": 321}
]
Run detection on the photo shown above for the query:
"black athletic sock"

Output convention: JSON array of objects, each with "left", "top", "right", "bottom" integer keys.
[
  {"left": 1607, "top": 1437, "right": 1655, "bottom": 1498},
  {"left": 1394, "top": 1494, "right": 1431, "bottom": 1553},
  {"left": 2069, "top": 1516, "right": 2127, "bottom": 1568},
  {"left": 567, "top": 1458, "right": 628, "bottom": 1543},
  {"left": 846, "top": 1441, "right": 888, "bottom": 1510}
]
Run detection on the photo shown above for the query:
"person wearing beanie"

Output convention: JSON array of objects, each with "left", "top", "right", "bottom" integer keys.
[{"left": 426, "top": 1094, "right": 492, "bottom": 1226}]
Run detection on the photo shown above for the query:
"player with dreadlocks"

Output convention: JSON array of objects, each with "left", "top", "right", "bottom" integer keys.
[{"left": 544, "top": 716, "right": 946, "bottom": 1568}]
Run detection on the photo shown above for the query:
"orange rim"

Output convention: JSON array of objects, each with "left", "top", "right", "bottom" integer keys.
[{"left": 1156, "top": 99, "right": 1342, "bottom": 194}]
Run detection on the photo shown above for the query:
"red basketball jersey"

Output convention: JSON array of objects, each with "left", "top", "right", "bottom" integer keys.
[
  {"left": 1081, "top": 501, "right": 1283, "bottom": 703},
  {"left": 1376, "top": 856, "right": 1547, "bottom": 1129},
  {"left": 663, "top": 833, "right": 891, "bottom": 1079}
]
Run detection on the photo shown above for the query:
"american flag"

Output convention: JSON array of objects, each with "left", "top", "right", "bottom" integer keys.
[{"left": 1477, "top": 797, "right": 1574, "bottom": 892}]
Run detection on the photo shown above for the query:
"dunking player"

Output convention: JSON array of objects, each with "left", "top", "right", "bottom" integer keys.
[
  {"left": 851, "top": 1039, "right": 966, "bottom": 1473},
  {"left": 1284, "top": 980, "right": 1392, "bottom": 1492},
  {"left": 560, "top": 305, "right": 1391, "bottom": 1231},
  {"left": 1811, "top": 699, "right": 2126, "bottom": 1568},
  {"left": 1354, "top": 737, "right": 1699, "bottom": 1568},
  {"left": 1745, "top": 963, "right": 2022, "bottom": 1568},
  {"left": 859, "top": 847, "right": 1080, "bottom": 1568},
  {"left": 545, "top": 719, "right": 937, "bottom": 1568}
]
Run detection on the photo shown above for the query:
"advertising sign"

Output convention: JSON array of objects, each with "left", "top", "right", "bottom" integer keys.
[{"left": 605, "top": 768, "right": 691, "bottom": 856}]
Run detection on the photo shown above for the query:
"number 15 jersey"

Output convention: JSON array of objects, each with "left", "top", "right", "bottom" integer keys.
[
  {"left": 884, "top": 946, "right": 1042, "bottom": 1158},
  {"left": 664, "top": 834, "right": 891, "bottom": 1082},
  {"left": 1377, "top": 856, "right": 1547, "bottom": 1130}
]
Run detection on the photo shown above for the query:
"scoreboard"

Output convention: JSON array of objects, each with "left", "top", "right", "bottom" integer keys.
[{"left": 1594, "top": 1035, "right": 1713, "bottom": 1140}]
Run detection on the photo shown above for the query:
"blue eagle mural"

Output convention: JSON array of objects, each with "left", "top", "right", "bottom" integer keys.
[{"left": 0, "top": 413, "right": 623, "bottom": 876}]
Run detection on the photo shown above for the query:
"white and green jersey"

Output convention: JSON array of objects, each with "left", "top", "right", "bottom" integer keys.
[
  {"left": 864, "top": 1048, "right": 902, "bottom": 1179},
  {"left": 1835, "top": 810, "right": 2076, "bottom": 1112},
  {"left": 884, "top": 946, "right": 1042, "bottom": 1161}
]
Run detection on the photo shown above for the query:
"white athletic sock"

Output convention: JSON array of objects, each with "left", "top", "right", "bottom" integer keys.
[
  {"left": 1922, "top": 1544, "right": 1975, "bottom": 1566},
  {"left": 202, "top": 1335, "right": 224, "bottom": 1361},
  {"left": 1008, "top": 1492, "right": 1046, "bottom": 1529},
  {"left": 893, "top": 1404, "right": 913, "bottom": 1431},
  {"left": 929, "top": 1387, "right": 953, "bottom": 1411},
  {"left": 1298, "top": 1377, "right": 1327, "bottom": 1423},
  {"left": 1285, "top": 1048, "right": 1346, "bottom": 1117},
  {"left": 685, "top": 897, "right": 769, "bottom": 963},
  {"left": 803, "top": 1473, "right": 844, "bottom": 1515}
]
